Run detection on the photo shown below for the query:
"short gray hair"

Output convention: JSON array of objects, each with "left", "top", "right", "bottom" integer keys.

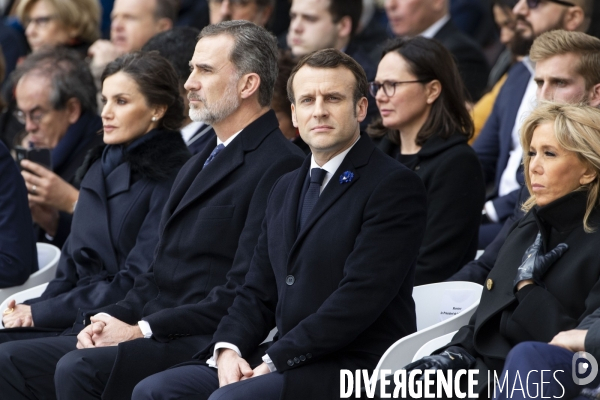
[
  {"left": 198, "top": 21, "right": 278, "bottom": 107},
  {"left": 12, "top": 48, "right": 97, "bottom": 113}
]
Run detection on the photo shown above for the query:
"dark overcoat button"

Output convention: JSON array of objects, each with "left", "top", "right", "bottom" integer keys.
[
  {"left": 285, "top": 275, "right": 295, "bottom": 286},
  {"left": 299, "top": 355, "right": 306, "bottom": 361},
  {"left": 294, "top": 357, "right": 300, "bottom": 364},
  {"left": 306, "top": 353, "right": 312, "bottom": 359},
  {"left": 287, "top": 359, "right": 294, "bottom": 367}
]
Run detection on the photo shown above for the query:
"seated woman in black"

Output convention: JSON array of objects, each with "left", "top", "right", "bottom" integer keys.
[
  {"left": 368, "top": 36, "right": 485, "bottom": 285},
  {"left": 402, "top": 102, "right": 600, "bottom": 398},
  {"left": 0, "top": 51, "right": 190, "bottom": 340}
]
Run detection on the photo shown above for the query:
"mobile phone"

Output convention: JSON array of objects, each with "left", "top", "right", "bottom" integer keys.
[{"left": 15, "top": 147, "right": 52, "bottom": 170}]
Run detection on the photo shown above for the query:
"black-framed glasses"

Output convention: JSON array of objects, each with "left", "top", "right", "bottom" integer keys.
[
  {"left": 13, "top": 109, "right": 48, "bottom": 126},
  {"left": 368, "top": 80, "right": 425, "bottom": 98},
  {"left": 526, "top": 0, "right": 575, "bottom": 9}
]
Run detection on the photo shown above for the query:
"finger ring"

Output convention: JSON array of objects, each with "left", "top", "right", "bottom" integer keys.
[
  {"left": 3, "top": 307, "right": 14, "bottom": 315},
  {"left": 31, "top": 184, "right": 37, "bottom": 195}
]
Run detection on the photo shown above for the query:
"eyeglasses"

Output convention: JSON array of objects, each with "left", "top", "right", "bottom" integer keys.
[
  {"left": 23, "top": 15, "right": 57, "bottom": 28},
  {"left": 14, "top": 109, "right": 49, "bottom": 126},
  {"left": 526, "top": 0, "right": 575, "bottom": 9},
  {"left": 368, "top": 80, "right": 425, "bottom": 98}
]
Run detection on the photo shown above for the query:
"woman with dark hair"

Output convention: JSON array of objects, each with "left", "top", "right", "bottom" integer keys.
[
  {"left": 369, "top": 36, "right": 485, "bottom": 285},
  {"left": 1, "top": 51, "right": 190, "bottom": 342}
]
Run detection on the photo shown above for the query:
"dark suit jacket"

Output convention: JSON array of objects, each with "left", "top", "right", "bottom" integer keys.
[
  {"left": 445, "top": 191, "right": 600, "bottom": 395},
  {"left": 473, "top": 62, "right": 531, "bottom": 221},
  {"left": 23, "top": 130, "right": 190, "bottom": 330},
  {"left": 186, "top": 124, "right": 215, "bottom": 155},
  {"left": 35, "top": 111, "right": 104, "bottom": 249},
  {"left": 204, "top": 134, "right": 427, "bottom": 400},
  {"left": 433, "top": 19, "right": 489, "bottom": 102},
  {"left": 379, "top": 132, "right": 485, "bottom": 285},
  {"left": 93, "top": 110, "right": 304, "bottom": 400},
  {"left": 0, "top": 141, "right": 37, "bottom": 288}
]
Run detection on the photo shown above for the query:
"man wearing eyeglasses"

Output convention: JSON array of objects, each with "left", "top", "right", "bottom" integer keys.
[
  {"left": 473, "top": 0, "right": 592, "bottom": 249},
  {"left": 14, "top": 48, "right": 103, "bottom": 250},
  {"left": 208, "top": 0, "right": 274, "bottom": 26}
]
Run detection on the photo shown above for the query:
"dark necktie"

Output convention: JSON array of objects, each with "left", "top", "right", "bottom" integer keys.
[
  {"left": 203, "top": 143, "right": 225, "bottom": 167},
  {"left": 299, "top": 168, "right": 327, "bottom": 230}
]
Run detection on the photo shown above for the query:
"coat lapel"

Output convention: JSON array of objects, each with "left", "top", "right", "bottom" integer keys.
[
  {"left": 105, "top": 162, "right": 131, "bottom": 198},
  {"left": 282, "top": 157, "right": 310, "bottom": 253},
  {"left": 78, "top": 162, "right": 120, "bottom": 270},
  {"left": 170, "top": 110, "right": 280, "bottom": 220},
  {"left": 291, "top": 134, "right": 374, "bottom": 251}
]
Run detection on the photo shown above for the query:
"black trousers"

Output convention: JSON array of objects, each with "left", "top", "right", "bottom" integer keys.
[
  {"left": 0, "top": 326, "right": 63, "bottom": 344},
  {"left": 0, "top": 335, "right": 77, "bottom": 400},
  {"left": 132, "top": 364, "right": 284, "bottom": 400}
]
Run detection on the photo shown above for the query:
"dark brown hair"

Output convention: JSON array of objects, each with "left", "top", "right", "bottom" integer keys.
[
  {"left": 329, "top": 0, "right": 362, "bottom": 37},
  {"left": 102, "top": 51, "right": 184, "bottom": 131},
  {"left": 287, "top": 48, "right": 368, "bottom": 106},
  {"left": 368, "top": 36, "right": 474, "bottom": 147}
]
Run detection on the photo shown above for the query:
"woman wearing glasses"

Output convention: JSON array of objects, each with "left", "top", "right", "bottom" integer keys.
[
  {"left": 1, "top": 52, "right": 190, "bottom": 341},
  {"left": 16, "top": 0, "right": 100, "bottom": 54},
  {"left": 368, "top": 36, "right": 485, "bottom": 285}
]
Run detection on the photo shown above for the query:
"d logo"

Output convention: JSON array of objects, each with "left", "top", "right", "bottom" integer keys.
[{"left": 572, "top": 351, "right": 599, "bottom": 385}]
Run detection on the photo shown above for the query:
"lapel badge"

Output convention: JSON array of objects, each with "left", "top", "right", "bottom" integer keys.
[{"left": 339, "top": 171, "right": 354, "bottom": 184}]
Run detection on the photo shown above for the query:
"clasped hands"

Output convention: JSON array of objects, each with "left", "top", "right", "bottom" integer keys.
[
  {"left": 513, "top": 232, "right": 568, "bottom": 291},
  {"left": 216, "top": 349, "right": 271, "bottom": 388},
  {"left": 2, "top": 299, "right": 33, "bottom": 328},
  {"left": 76, "top": 314, "right": 143, "bottom": 349}
]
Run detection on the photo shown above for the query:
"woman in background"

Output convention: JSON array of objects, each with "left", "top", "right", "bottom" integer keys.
[{"left": 369, "top": 36, "right": 485, "bottom": 285}]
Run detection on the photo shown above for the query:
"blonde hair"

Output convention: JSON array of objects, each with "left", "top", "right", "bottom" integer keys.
[
  {"left": 521, "top": 102, "right": 600, "bottom": 232},
  {"left": 17, "top": 0, "right": 100, "bottom": 44},
  {"left": 530, "top": 30, "right": 600, "bottom": 91}
]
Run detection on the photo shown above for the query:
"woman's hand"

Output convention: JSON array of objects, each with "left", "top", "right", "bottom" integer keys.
[{"left": 21, "top": 159, "right": 79, "bottom": 213}]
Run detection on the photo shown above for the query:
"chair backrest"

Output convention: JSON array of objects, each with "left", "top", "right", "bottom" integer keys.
[
  {"left": 0, "top": 243, "right": 60, "bottom": 305},
  {"left": 412, "top": 330, "right": 458, "bottom": 361},
  {"left": 0, "top": 283, "right": 49, "bottom": 330},
  {"left": 373, "top": 281, "right": 482, "bottom": 377}
]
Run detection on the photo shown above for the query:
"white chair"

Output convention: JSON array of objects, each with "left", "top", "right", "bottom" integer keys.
[
  {"left": 412, "top": 330, "right": 458, "bottom": 361},
  {"left": 0, "top": 243, "right": 60, "bottom": 304},
  {"left": 373, "top": 281, "right": 482, "bottom": 378},
  {"left": 0, "top": 283, "right": 49, "bottom": 329}
]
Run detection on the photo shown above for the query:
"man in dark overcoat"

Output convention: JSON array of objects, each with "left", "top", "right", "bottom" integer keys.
[
  {"left": 131, "top": 49, "right": 427, "bottom": 400},
  {"left": 0, "top": 21, "right": 304, "bottom": 400}
]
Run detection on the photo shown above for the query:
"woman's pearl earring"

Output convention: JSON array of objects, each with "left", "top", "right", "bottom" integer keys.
[{"left": 151, "top": 116, "right": 157, "bottom": 122}]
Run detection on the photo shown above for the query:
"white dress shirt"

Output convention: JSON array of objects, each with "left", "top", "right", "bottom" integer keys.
[{"left": 208, "top": 136, "right": 361, "bottom": 372}]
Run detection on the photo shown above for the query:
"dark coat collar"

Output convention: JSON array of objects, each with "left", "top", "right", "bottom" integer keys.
[
  {"left": 283, "top": 132, "right": 374, "bottom": 252},
  {"left": 168, "top": 110, "right": 280, "bottom": 219},
  {"left": 519, "top": 190, "right": 590, "bottom": 233},
  {"left": 52, "top": 111, "right": 102, "bottom": 175},
  {"left": 376, "top": 131, "right": 468, "bottom": 161},
  {"left": 76, "top": 129, "right": 190, "bottom": 192}
]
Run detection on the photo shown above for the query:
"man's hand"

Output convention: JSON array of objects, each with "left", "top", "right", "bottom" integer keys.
[
  {"left": 550, "top": 329, "right": 587, "bottom": 353},
  {"left": 216, "top": 349, "right": 254, "bottom": 387},
  {"left": 242, "top": 362, "right": 271, "bottom": 380},
  {"left": 2, "top": 300, "right": 34, "bottom": 328},
  {"left": 29, "top": 203, "right": 59, "bottom": 236},
  {"left": 85, "top": 314, "right": 143, "bottom": 347},
  {"left": 21, "top": 160, "right": 79, "bottom": 213},
  {"left": 76, "top": 320, "right": 107, "bottom": 349}
]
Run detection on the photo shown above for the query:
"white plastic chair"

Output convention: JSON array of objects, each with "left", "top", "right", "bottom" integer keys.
[
  {"left": 0, "top": 283, "right": 49, "bottom": 330},
  {"left": 412, "top": 330, "right": 458, "bottom": 361},
  {"left": 0, "top": 243, "right": 60, "bottom": 304},
  {"left": 373, "top": 281, "right": 482, "bottom": 377}
]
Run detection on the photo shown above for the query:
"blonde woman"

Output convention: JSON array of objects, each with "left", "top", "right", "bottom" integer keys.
[
  {"left": 17, "top": 0, "right": 100, "bottom": 54},
  {"left": 401, "top": 102, "right": 600, "bottom": 399}
]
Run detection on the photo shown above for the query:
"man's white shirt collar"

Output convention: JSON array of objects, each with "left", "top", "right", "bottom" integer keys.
[
  {"left": 420, "top": 14, "right": 451, "bottom": 39},
  {"left": 217, "top": 129, "right": 243, "bottom": 147},
  {"left": 309, "top": 136, "right": 360, "bottom": 193}
]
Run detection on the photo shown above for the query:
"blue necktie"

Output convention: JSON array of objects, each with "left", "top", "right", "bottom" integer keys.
[
  {"left": 203, "top": 143, "right": 225, "bottom": 167},
  {"left": 299, "top": 168, "right": 327, "bottom": 230}
]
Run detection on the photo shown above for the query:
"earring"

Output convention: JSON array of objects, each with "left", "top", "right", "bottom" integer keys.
[{"left": 152, "top": 116, "right": 157, "bottom": 122}]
